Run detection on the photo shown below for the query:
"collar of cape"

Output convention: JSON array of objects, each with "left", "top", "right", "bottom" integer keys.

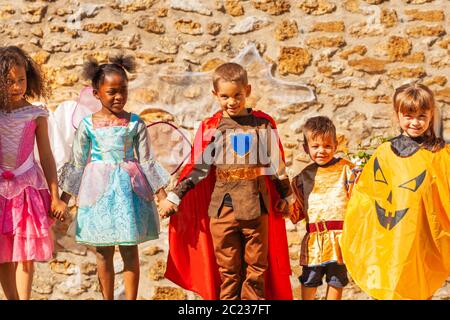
[
  {"left": 390, "top": 134, "right": 427, "bottom": 157},
  {"left": 178, "top": 109, "right": 285, "bottom": 183}
]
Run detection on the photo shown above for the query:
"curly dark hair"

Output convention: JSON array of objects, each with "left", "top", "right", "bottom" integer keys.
[
  {"left": 82, "top": 53, "right": 136, "bottom": 90},
  {"left": 0, "top": 46, "right": 49, "bottom": 112}
]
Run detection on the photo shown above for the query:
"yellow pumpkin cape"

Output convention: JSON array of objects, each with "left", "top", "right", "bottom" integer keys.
[{"left": 341, "top": 141, "right": 450, "bottom": 300}]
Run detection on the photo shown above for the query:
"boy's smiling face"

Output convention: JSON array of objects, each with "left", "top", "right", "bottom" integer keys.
[
  {"left": 213, "top": 80, "right": 251, "bottom": 117},
  {"left": 304, "top": 132, "right": 337, "bottom": 166}
]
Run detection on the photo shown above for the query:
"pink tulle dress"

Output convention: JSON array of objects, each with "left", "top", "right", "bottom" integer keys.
[{"left": 0, "top": 105, "right": 53, "bottom": 263}]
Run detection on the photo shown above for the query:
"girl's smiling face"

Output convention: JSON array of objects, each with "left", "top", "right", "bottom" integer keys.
[
  {"left": 397, "top": 109, "right": 432, "bottom": 138},
  {"left": 93, "top": 73, "right": 128, "bottom": 114},
  {"left": 6, "top": 64, "right": 27, "bottom": 107}
]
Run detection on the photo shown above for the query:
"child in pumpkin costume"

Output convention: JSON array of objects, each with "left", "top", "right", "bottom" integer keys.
[
  {"left": 159, "top": 63, "right": 293, "bottom": 300},
  {"left": 341, "top": 83, "right": 450, "bottom": 300}
]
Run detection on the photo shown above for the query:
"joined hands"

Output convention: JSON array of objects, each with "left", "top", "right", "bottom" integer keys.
[{"left": 158, "top": 198, "right": 179, "bottom": 219}]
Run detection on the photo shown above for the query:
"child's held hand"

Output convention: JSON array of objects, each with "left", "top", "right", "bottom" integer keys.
[
  {"left": 158, "top": 198, "right": 178, "bottom": 219},
  {"left": 51, "top": 198, "right": 67, "bottom": 222},
  {"left": 288, "top": 200, "right": 305, "bottom": 224},
  {"left": 274, "top": 198, "right": 289, "bottom": 214}
]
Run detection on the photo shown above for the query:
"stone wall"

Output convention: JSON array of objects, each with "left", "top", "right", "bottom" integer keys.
[{"left": 0, "top": 0, "right": 449, "bottom": 300}]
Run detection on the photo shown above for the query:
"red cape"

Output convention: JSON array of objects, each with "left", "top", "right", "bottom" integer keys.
[{"left": 164, "top": 110, "right": 293, "bottom": 300}]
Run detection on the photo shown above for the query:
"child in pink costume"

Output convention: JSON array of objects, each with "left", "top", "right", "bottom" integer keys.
[{"left": 0, "top": 46, "right": 66, "bottom": 300}]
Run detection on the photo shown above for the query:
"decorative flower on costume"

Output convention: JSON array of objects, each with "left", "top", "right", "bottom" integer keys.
[{"left": 1, "top": 171, "right": 15, "bottom": 180}]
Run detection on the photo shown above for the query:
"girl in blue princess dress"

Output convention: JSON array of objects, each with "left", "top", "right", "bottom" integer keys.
[{"left": 59, "top": 55, "right": 170, "bottom": 300}]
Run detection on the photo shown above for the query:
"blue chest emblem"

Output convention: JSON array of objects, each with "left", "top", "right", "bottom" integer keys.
[{"left": 231, "top": 133, "right": 253, "bottom": 157}]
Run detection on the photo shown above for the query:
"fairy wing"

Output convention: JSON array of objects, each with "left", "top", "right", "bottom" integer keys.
[
  {"left": 72, "top": 87, "right": 102, "bottom": 129},
  {"left": 74, "top": 87, "right": 193, "bottom": 175},
  {"left": 146, "top": 121, "right": 192, "bottom": 176},
  {"left": 48, "top": 100, "right": 78, "bottom": 170},
  {"left": 48, "top": 87, "right": 101, "bottom": 170},
  {"left": 49, "top": 87, "right": 191, "bottom": 175}
]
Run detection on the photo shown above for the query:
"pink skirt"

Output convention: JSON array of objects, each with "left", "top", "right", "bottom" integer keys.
[{"left": 0, "top": 187, "right": 53, "bottom": 263}]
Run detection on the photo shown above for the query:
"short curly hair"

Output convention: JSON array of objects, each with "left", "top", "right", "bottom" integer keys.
[
  {"left": 213, "top": 62, "right": 248, "bottom": 90},
  {"left": 303, "top": 116, "right": 337, "bottom": 143}
]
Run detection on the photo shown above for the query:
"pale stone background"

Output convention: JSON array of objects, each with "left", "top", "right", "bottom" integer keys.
[{"left": 0, "top": 0, "right": 448, "bottom": 300}]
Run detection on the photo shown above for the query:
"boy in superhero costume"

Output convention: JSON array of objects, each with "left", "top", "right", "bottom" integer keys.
[{"left": 159, "top": 62, "right": 293, "bottom": 300}]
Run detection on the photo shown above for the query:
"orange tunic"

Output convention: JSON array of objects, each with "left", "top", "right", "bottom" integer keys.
[{"left": 293, "top": 158, "right": 357, "bottom": 266}]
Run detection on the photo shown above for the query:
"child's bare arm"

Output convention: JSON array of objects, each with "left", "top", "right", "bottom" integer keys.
[
  {"left": 35, "top": 117, "right": 67, "bottom": 221},
  {"left": 35, "top": 117, "right": 58, "bottom": 200}
]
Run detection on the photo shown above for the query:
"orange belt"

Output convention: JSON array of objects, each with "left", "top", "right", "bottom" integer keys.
[{"left": 216, "top": 167, "right": 265, "bottom": 181}]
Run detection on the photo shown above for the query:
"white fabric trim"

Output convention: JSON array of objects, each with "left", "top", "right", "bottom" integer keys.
[
  {"left": 0, "top": 153, "right": 34, "bottom": 176},
  {"left": 167, "top": 191, "right": 181, "bottom": 206}
]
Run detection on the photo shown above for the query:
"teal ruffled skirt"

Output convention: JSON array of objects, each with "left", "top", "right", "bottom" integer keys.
[{"left": 75, "top": 165, "right": 160, "bottom": 246}]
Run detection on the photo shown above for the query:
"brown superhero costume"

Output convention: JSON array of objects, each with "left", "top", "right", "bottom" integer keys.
[{"left": 167, "top": 109, "right": 292, "bottom": 299}]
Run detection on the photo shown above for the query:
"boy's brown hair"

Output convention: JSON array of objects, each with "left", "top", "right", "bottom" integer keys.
[
  {"left": 213, "top": 62, "right": 248, "bottom": 90},
  {"left": 303, "top": 116, "right": 337, "bottom": 144}
]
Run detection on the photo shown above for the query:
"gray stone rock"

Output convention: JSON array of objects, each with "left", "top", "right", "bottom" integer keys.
[
  {"left": 228, "top": 16, "right": 271, "bottom": 35},
  {"left": 32, "top": 276, "right": 54, "bottom": 295},
  {"left": 57, "top": 236, "right": 88, "bottom": 256},
  {"left": 182, "top": 40, "right": 217, "bottom": 56},
  {"left": 66, "top": 3, "right": 102, "bottom": 25},
  {"left": 114, "top": 258, "right": 124, "bottom": 274},
  {"left": 157, "top": 36, "right": 180, "bottom": 54},
  {"left": 42, "top": 38, "right": 70, "bottom": 53},
  {"left": 114, "top": 281, "right": 126, "bottom": 300},
  {"left": 170, "top": 0, "right": 212, "bottom": 16}
]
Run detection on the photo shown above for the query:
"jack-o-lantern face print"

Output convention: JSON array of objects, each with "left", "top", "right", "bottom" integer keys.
[{"left": 373, "top": 157, "right": 426, "bottom": 230}]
